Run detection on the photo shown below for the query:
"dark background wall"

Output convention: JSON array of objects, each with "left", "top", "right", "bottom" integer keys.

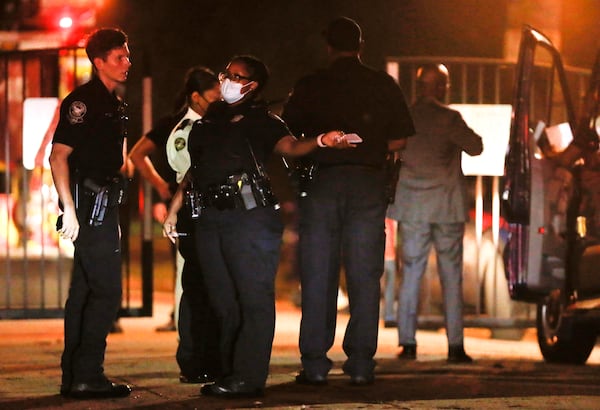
[
  {"left": 562, "top": 0, "right": 600, "bottom": 68},
  {"left": 96, "top": 0, "right": 511, "bottom": 141},
  {"left": 94, "top": 0, "right": 600, "bottom": 147}
]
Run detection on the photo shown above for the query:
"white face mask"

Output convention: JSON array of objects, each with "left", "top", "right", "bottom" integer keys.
[{"left": 220, "top": 78, "right": 254, "bottom": 104}]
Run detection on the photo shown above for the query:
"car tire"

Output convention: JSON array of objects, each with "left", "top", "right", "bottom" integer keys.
[{"left": 536, "top": 290, "right": 597, "bottom": 364}]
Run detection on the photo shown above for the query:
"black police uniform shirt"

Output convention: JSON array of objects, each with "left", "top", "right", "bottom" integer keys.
[
  {"left": 282, "top": 56, "right": 415, "bottom": 168},
  {"left": 53, "top": 75, "right": 126, "bottom": 182},
  {"left": 187, "top": 100, "right": 290, "bottom": 189}
]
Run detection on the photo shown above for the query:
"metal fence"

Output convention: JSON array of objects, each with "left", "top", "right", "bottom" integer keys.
[
  {"left": 0, "top": 47, "right": 153, "bottom": 319},
  {"left": 1, "top": 50, "right": 592, "bottom": 329}
]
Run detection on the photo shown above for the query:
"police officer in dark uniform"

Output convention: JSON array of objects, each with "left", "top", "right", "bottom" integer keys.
[
  {"left": 49, "top": 27, "right": 132, "bottom": 399},
  {"left": 129, "top": 67, "right": 222, "bottom": 383},
  {"left": 281, "top": 16, "right": 415, "bottom": 385},
  {"left": 163, "top": 55, "right": 349, "bottom": 398}
]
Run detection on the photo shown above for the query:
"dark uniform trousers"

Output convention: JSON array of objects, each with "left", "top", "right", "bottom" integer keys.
[
  {"left": 298, "top": 165, "right": 386, "bottom": 378},
  {"left": 61, "top": 199, "right": 122, "bottom": 387},
  {"left": 193, "top": 206, "right": 283, "bottom": 387},
  {"left": 175, "top": 208, "right": 221, "bottom": 377}
]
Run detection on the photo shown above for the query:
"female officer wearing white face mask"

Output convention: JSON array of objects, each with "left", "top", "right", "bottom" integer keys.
[{"left": 163, "top": 55, "right": 352, "bottom": 398}]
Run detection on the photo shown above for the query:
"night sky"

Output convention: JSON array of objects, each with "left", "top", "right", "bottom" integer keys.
[{"left": 95, "top": 0, "right": 600, "bottom": 149}]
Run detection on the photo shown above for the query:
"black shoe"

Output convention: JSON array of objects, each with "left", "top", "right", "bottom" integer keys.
[
  {"left": 179, "top": 373, "right": 216, "bottom": 384},
  {"left": 109, "top": 320, "right": 123, "bottom": 334},
  {"left": 384, "top": 320, "right": 397, "bottom": 328},
  {"left": 68, "top": 381, "right": 131, "bottom": 399},
  {"left": 59, "top": 384, "right": 70, "bottom": 396},
  {"left": 447, "top": 346, "right": 473, "bottom": 363},
  {"left": 397, "top": 345, "right": 417, "bottom": 360},
  {"left": 200, "top": 380, "right": 264, "bottom": 398},
  {"left": 295, "top": 370, "right": 328, "bottom": 386},
  {"left": 155, "top": 318, "right": 176, "bottom": 332},
  {"left": 349, "top": 373, "right": 375, "bottom": 386}
]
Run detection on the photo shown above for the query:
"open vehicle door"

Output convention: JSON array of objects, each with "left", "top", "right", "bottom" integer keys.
[{"left": 502, "top": 25, "right": 600, "bottom": 364}]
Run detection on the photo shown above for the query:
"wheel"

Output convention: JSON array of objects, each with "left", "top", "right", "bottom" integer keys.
[{"left": 536, "top": 290, "right": 597, "bottom": 364}]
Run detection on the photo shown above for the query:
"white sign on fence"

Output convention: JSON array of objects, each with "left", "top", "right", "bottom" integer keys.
[{"left": 450, "top": 104, "right": 512, "bottom": 177}]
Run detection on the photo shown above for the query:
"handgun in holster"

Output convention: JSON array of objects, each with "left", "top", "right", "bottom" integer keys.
[
  {"left": 282, "top": 157, "right": 318, "bottom": 198},
  {"left": 83, "top": 178, "right": 110, "bottom": 226},
  {"left": 384, "top": 153, "right": 402, "bottom": 204}
]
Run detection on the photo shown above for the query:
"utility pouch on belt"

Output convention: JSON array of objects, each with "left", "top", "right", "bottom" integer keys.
[
  {"left": 108, "top": 175, "right": 128, "bottom": 207},
  {"left": 185, "top": 186, "right": 202, "bottom": 219},
  {"left": 230, "top": 173, "right": 257, "bottom": 209},
  {"left": 248, "top": 172, "right": 279, "bottom": 208},
  {"left": 229, "top": 172, "right": 279, "bottom": 210}
]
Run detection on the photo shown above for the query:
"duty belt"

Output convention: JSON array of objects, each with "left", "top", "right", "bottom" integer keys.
[
  {"left": 185, "top": 172, "right": 279, "bottom": 218},
  {"left": 199, "top": 183, "right": 240, "bottom": 211}
]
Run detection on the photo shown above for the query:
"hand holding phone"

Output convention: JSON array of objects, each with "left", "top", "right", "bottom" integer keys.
[{"left": 344, "top": 133, "right": 363, "bottom": 143}]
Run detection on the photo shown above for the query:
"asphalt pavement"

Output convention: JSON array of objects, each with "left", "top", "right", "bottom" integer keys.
[{"left": 1, "top": 292, "right": 600, "bottom": 410}]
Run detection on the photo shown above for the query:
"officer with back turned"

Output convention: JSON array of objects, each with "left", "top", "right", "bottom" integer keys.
[
  {"left": 282, "top": 16, "right": 415, "bottom": 385},
  {"left": 49, "top": 27, "right": 132, "bottom": 399}
]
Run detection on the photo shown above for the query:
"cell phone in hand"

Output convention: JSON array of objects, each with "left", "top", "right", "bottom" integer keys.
[{"left": 344, "top": 133, "right": 363, "bottom": 143}]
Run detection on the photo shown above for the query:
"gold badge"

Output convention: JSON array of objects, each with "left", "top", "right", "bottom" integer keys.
[{"left": 174, "top": 137, "right": 186, "bottom": 151}]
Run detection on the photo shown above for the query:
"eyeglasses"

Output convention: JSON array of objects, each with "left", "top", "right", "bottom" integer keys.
[{"left": 218, "top": 71, "right": 251, "bottom": 83}]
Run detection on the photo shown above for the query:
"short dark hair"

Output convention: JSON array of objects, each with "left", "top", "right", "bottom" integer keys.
[
  {"left": 85, "top": 28, "right": 128, "bottom": 65},
  {"left": 229, "top": 55, "right": 269, "bottom": 94},
  {"left": 323, "top": 16, "right": 362, "bottom": 52}
]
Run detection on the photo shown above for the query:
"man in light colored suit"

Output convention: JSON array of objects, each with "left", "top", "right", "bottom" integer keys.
[{"left": 387, "top": 63, "right": 483, "bottom": 363}]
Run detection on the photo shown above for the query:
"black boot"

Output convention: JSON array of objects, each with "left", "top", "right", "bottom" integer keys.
[{"left": 447, "top": 345, "right": 473, "bottom": 363}]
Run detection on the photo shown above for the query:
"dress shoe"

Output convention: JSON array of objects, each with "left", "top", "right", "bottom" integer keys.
[
  {"left": 349, "top": 373, "right": 375, "bottom": 386},
  {"left": 397, "top": 344, "right": 417, "bottom": 360},
  {"left": 384, "top": 320, "right": 397, "bottom": 328},
  {"left": 447, "top": 345, "right": 473, "bottom": 363},
  {"left": 68, "top": 381, "right": 131, "bottom": 399},
  {"left": 295, "top": 370, "right": 328, "bottom": 386},
  {"left": 59, "top": 385, "right": 70, "bottom": 396},
  {"left": 200, "top": 380, "right": 264, "bottom": 398},
  {"left": 179, "top": 373, "right": 215, "bottom": 384},
  {"left": 155, "top": 318, "right": 176, "bottom": 332},
  {"left": 109, "top": 320, "right": 123, "bottom": 334}
]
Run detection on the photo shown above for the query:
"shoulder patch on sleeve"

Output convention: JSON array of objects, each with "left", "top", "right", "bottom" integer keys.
[{"left": 67, "top": 101, "right": 87, "bottom": 124}]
